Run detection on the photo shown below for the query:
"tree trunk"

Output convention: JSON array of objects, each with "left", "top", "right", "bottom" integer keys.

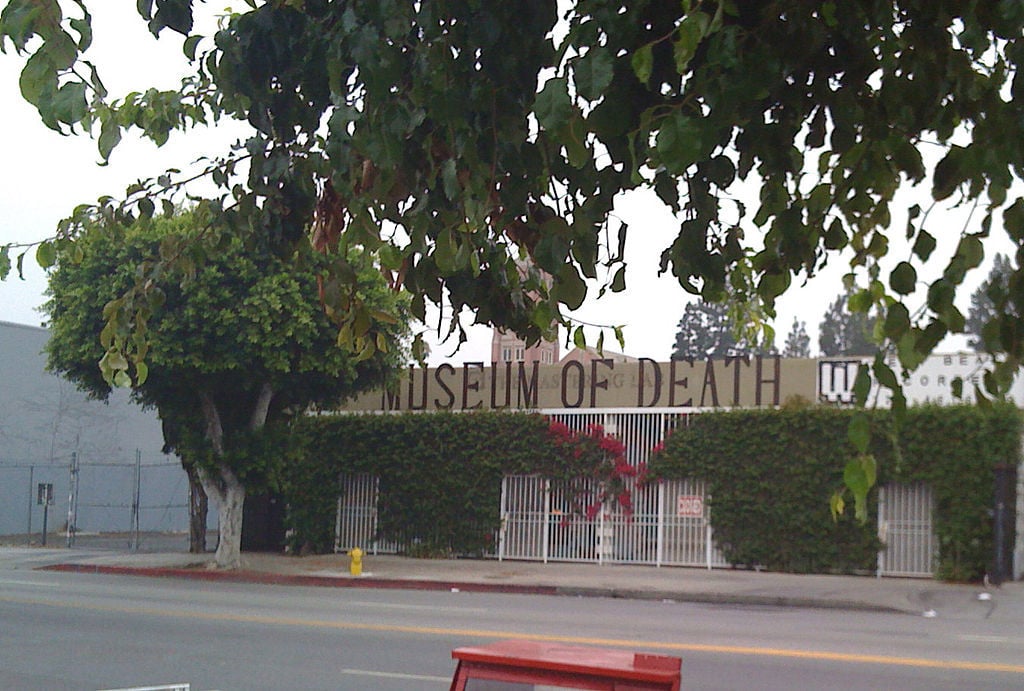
[
  {"left": 213, "top": 469, "right": 245, "bottom": 569},
  {"left": 196, "top": 463, "right": 245, "bottom": 569},
  {"left": 185, "top": 462, "right": 208, "bottom": 553},
  {"left": 198, "top": 390, "right": 244, "bottom": 569},
  {"left": 196, "top": 385, "right": 273, "bottom": 569}
]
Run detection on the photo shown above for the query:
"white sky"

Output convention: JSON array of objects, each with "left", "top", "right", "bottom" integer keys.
[{"left": 1, "top": 6, "right": 1005, "bottom": 365}]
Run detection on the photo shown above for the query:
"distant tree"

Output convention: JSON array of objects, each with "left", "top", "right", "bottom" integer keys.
[
  {"left": 782, "top": 318, "right": 811, "bottom": 358},
  {"left": 818, "top": 289, "right": 876, "bottom": 357},
  {"left": 45, "top": 212, "right": 409, "bottom": 568},
  {"left": 965, "top": 254, "right": 1015, "bottom": 352},
  {"left": 672, "top": 300, "right": 771, "bottom": 360}
]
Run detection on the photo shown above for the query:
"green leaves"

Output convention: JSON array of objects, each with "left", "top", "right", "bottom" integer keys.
[
  {"left": 655, "top": 112, "right": 703, "bottom": 174},
  {"left": 553, "top": 264, "right": 587, "bottom": 310},
  {"left": 535, "top": 77, "right": 572, "bottom": 131},
  {"left": 0, "top": 245, "right": 10, "bottom": 280},
  {"left": 889, "top": 262, "right": 917, "bottom": 295},
  {"left": 673, "top": 11, "right": 710, "bottom": 73},
  {"left": 631, "top": 44, "right": 653, "bottom": 84},
  {"left": 574, "top": 48, "right": 613, "bottom": 101},
  {"left": 843, "top": 454, "right": 876, "bottom": 522},
  {"left": 932, "top": 146, "right": 967, "bottom": 201},
  {"left": 35, "top": 241, "right": 56, "bottom": 268}
]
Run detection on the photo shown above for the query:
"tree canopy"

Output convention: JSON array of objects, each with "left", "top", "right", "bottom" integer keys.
[
  {"left": 782, "top": 318, "right": 812, "bottom": 358},
  {"left": 671, "top": 299, "right": 770, "bottom": 359},
  {"left": 5, "top": 1, "right": 1024, "bottom": 519},
  {"left": 965, "top": 253, "right": 1016, "bottom": 352},
  {"left": 44, "top": 211, "right": 410, "bottom": 566},
  {"left": 818, "top": 287, "right": 878, "bottom": 357},
  {"left": 3, "top": 1, "right": 1023, "bottom": 383}
]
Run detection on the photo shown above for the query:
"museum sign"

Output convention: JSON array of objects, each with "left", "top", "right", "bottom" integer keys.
[{"left": 341, "top": 356, "right": 818, "bottom": 412}]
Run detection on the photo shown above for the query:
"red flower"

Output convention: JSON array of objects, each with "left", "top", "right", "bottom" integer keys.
[
  {"left": 617, "top": 491, "right": 633, "bottom": 514},
  {"left": 614, "top": 462, "right": 636, "bottom": 477}
]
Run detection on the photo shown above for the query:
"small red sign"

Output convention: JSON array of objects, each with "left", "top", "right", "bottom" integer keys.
[{"left": 677, "top": 495, "right": 703, "bottom": 518}]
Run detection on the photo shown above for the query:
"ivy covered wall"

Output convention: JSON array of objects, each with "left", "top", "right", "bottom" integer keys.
[
  {"left": 284, "top": 412, "right": 630, "bottom": 555},
  {"left": 281, "top": 405, "right": 1019, "bottom": 581},
  {"left": 649, "top": 405, "right": 1021, "bottom": 580}
]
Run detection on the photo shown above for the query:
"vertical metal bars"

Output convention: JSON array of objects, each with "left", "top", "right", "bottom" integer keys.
[
  {"left": 877, "top": 482, "right": 936, "bottom": 577},
  {"left": 334, "top": 473, "right": 390, "bottom": 554}
]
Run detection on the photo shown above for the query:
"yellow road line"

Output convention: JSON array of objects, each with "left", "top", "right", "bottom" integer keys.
[{"left": 3, "top": 594, "right": 1023, "bottom": 675}]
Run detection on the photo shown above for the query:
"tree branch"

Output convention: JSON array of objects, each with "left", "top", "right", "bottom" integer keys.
[
  {"left": 249, "top": 382, "right": 275, "bottom": 432},
  {"left": 198, "top": 389, "right": 225, "bottom": 456}
]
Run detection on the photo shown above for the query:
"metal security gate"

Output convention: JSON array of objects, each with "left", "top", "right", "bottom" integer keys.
[
  {"left": 877, "top": 482, "right": 936, "bottom": 577},
  {"left": 499, "top": 475, "right": 604, "bottom": 563},
  {"left": 498, "top": 475, "right": 548, "bottom": 561},
  {"left": 498, "top": 474, "right": 724, "bottom": 567},
  {"left": 657, "top": 479, "right": 728, "bottom": 568},
  {"left": 334, "top": 473, "right": 401, "bottom": 555}
]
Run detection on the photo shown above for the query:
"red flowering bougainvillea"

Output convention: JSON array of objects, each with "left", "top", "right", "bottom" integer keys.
[{"left": 542, "top": 421, "right": 643, "bottom": 519}]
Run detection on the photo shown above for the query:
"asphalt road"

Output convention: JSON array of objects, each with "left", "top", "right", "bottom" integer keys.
[{"left": 0, "top": 565, "right": 1022, "bottom": 690}]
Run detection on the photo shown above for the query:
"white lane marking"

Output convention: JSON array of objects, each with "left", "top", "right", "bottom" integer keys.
[
  {"left": 345, "top": 600, "right": 488, "bottom": 614},
  {"left": 340, "top": 668, "right": 450, "bottom": 682},
  {"left": 957, "top": 634, "right": 1024, "bottom": 645},
  {"left": 0, "top": 578, "right": 61, "bottom": 588}
]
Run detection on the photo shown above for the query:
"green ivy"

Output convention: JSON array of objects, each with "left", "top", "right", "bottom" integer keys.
[
  {"left": 649, "top": 405, "right": 1021, "bottom": 580},
  {"left": 284, "top": 412, "right": 584, "bottom": 555},
  {"left": 281, "top": 405, "right": 1018, "bottom": 580}
]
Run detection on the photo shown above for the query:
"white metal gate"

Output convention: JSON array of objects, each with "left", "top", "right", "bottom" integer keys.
[
  {"left": 498, "top": 474, "right": 725, "bottom": 568},
  {"left": 334, "top": 473, "right": 401, "bottom": 554},
  {"left": 657, "top": 478, "right": 728, "bottom": 568},
  {"left": 877, "top": 482, "right": 936, "bottom": 577},
  {"left": 499, "top": 475, "right": 604, "bottom": 563}
]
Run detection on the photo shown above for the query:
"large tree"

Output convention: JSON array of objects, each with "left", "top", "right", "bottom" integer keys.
[
  {"left": 781, "top": 318, "right": 811, "bottom": 358},
  {"left": 44, "top": 212, "right": 409, "bottom": 568},
  {"left": 5, "top": 2, "right": 1024, "bottom": 515},
  {"left": 672, "top": 299, "right": 771, "bottom": 359},
  {"left": 965, "top": 253, "right": 1016, "bottom": 352},
  {"left": 818, "top": 289, "right": 878, "bottom": 357}
]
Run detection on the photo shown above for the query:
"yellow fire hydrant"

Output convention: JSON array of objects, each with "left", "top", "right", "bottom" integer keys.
[{"left": 349, "top": 547, "right": 364, "bottom": 576}]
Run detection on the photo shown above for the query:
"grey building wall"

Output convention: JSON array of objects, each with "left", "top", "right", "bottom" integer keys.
[{"left": 0, "top": 321, "right": 187, "bottom": 539}]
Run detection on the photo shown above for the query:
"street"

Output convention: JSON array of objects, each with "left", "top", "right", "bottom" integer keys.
[{"left": 0, "top": 564, "right": 1022, "bottom": 690}]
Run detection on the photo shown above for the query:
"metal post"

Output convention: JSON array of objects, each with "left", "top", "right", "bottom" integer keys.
[
  {"left": 42, "top": 500, "right": 49, "bottom": 546},
  {"left": 66, "top": 452, "right": 78, "bottom": 548},
  {"left": 131, "top": 449, "right": 141, "bottom": 552},
  {"left": 26, "top": 465, "right": 34, "bottom": 546},
  {"left": 705, "top": 493, "right": 712, "bottom": 570},
  {"left": 655, "top": 480, "right": 664, "bottom": 567},
  {"left": 992, "top": 464, "right": 1014, "bottom": 586},
  {"left": 876, "top": 485, "right": 886, "bottom": 578},
  {"left": 542, "top": 479, "right": 550, "bottom": 564},
  {"left": 497, "top": 477, "right": 507, "bottom": 561}
]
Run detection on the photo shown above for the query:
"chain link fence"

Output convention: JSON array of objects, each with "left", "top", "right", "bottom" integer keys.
[{"left": 0, "top": 451, "right": 189, "bottom": 549}]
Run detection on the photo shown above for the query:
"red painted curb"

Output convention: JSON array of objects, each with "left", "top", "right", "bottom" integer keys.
[{"left": 39, "top": 563, "right": 560, "bottom": 596}]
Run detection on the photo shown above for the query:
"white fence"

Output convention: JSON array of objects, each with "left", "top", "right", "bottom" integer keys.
[{"left": 497, "top": 475, "right": 728, "bottom": 568}]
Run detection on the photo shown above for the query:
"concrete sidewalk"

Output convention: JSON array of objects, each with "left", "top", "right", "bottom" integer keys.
[{"left": 30, "top": 548, "right": 1024, "bottom": 620}]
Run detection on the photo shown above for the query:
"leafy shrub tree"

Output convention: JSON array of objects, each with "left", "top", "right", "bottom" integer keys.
[{"left": 45, "top": 212, "right": 409, "bottom": 568}]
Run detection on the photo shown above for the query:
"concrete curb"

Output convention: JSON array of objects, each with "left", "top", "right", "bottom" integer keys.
[
  {"left": 553, "top": 585, "right": 907, "bottom": 613},
  {"left": 40, "top": 563, "right": 560, "bottom": 596},
  {"left": 40, "top": 563, "right": 908, "bottom": 614}
]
